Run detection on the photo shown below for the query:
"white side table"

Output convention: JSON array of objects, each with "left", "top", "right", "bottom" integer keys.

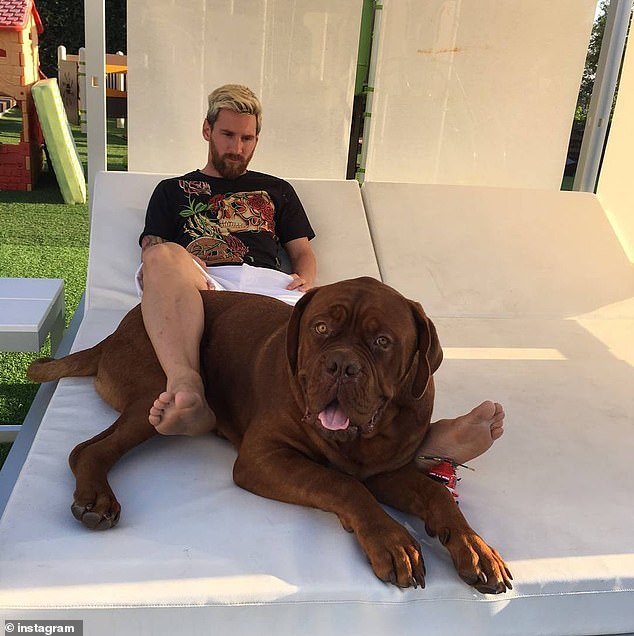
[
  {"left": 0, "top": 278, "right": 65, "bottom": 354},
  {"left": 0, "top": 278, "right": 65, "bottom": 443}
]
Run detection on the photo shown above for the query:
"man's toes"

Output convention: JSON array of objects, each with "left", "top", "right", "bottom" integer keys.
[
  {"left": 491, "top": 425, "right": 504, "bottom": 441},
  {"left": 471, "top": 400, "right": 495, "bottom": 420},
  {"left": 155, "top": 392, "right": 173, "bottom": 409},
  {"left": 149, "top": 403, "right": 164, "bottom": 418},
  {"left": 149, "top": 393, "right": 174, "bottom": 426}
]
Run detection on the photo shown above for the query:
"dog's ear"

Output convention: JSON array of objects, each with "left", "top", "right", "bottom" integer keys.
[
  {"left": 286, "top": 287, "right": 319, "bottom": 375},
  {"left": 407, "top": 300, "right": 443, "bottom": 400}
]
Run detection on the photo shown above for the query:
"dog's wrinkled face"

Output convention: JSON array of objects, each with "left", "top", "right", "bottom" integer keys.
[{"left": 286, "top": 277, "right": 441, "bottom": 442}]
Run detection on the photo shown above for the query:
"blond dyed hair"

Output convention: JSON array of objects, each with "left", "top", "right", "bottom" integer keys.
[{"left": 206, "top": 84, "right": 262, "bottom": 135}]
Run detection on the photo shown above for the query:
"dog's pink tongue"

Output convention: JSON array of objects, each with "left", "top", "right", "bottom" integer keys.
[{"left": 318, "top": 401, "right": 350, "bottom": 430}]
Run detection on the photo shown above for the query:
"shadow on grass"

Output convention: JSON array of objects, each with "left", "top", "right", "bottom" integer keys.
[
  {"left": 0, "top": 170, "right": 67, "bottom": 205},
  {"left": 0, "top": 443, "right": 11, "bottom": 467},
  {"left": 0, "top": 382, "right": 39, "bottom": 426}
]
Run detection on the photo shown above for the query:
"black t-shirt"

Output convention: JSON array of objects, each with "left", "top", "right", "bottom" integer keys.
[{"left": 139, "top": 170, "right": 315, "bottom": 271}]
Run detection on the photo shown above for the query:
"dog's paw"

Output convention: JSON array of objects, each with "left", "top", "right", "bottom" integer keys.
[
  {"left": 447, "top": 530, "right": 513, "bottom": 594},
  {"left": 358, "top": 518, "right": 426, "bottom": 588},
  {"left": 71, "top": 490, "right": 121, "bottom": 530}
]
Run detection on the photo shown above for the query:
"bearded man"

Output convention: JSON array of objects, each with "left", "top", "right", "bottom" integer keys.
[{"left": 136, "top": 84, "right": 504, "bottom": 481}]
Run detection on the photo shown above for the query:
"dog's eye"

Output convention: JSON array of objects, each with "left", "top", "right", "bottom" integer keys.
[
  {"left": 315, "top": 322, "right": 329, "bottom": 335},
  {"left": 375, "top": 336, "right": 391, "bottom": 348}
]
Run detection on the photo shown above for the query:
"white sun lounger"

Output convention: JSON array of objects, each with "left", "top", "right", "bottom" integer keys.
[
  {"left": 0, "top": 173, "right": 632, "bottom": 635},
  {"left": 362, "top": 181, "right": 634, "bottom": 635}
]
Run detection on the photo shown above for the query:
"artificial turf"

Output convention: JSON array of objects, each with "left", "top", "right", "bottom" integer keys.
[{"left": 0, "top": 107, "right": 127, "bottom": 468}]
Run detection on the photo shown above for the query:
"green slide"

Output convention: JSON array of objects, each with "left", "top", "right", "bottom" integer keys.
[{"left": 32, "top": 78, "right": 86, "bottom": 204}]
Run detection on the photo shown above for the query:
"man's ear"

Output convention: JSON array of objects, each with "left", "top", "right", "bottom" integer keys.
[
  {"left": 202, "top": 118, "right": 212, "bottom": 141},
  {"left": 286, "top": 287, "right": 319, "bottom": 375},
  {"left": 407, "top": 300, "right": 443, "bottom": 400}
]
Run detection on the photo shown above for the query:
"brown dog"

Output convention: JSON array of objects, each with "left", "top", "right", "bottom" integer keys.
[{"left": 28, "top": 276, "right": 511, "bottom": 593}]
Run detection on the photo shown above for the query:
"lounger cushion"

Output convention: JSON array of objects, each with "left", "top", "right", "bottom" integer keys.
[{"left": 1, "top": 175, "right": 632, "bottom": 636}]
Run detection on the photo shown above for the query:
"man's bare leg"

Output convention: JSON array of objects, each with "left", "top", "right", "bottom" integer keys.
[
  {"left": 140, "top": 241, "right": 216, "bottom": 436},
  {"left": 415, "top": 401, "right": 505, "bottom": 471}
]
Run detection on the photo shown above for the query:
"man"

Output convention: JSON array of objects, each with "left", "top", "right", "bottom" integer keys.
[{"left": 138, "top": 84, "right": 505, "bottom": 478}]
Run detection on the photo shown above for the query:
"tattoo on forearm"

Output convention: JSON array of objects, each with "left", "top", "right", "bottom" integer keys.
[{"left": 141, "top": 235, "right": 167, "bottom": 251}]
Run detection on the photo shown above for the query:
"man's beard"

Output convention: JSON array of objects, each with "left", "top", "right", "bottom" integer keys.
[{"left": 210, "top": 139, "right": 254, "bottom": 179}]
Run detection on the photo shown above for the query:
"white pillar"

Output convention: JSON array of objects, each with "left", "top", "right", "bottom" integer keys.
[
  {"left": 84, "top": 0, "right": 107, "bottom": 213},
  {"left": 573, "top": 0, "right": 634, "bottom": 192}
]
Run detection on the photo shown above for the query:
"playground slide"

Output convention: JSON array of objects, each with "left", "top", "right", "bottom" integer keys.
[{"left": 32, "top": 78, "right": 86, "bottom": 204}]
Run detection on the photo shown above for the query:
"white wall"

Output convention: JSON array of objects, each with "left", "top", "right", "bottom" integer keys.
[
  {"left": 362, "top": 0, "right": 596, "bottom": 189},
  {"left": 597, "top": 25, "right": 634, "bottom": 263},
  {"left": 127, "top": 0, "right": 363, "bottom": 179}
]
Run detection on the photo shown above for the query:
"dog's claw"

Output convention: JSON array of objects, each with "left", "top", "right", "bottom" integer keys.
[
  {"left": 476, "top": 580, "right": 508, "bottom": 595},
  {"left": 412, "top": 572, "right": 425, "bottom": 589},
  {"left": 71, "top": 502, "right": 84, "bottom": 521},
  {"left": 465, "top": 570, "right": 511, "bottom": 595},
  {"left": 460, "top": 573, "right": 480, "bottom": 586},
  {"left": 71, "top": 501, "right": 120, "bottom": 530},
  {"left": 82, "top": 511, "right": 105, "bottom": 530}
]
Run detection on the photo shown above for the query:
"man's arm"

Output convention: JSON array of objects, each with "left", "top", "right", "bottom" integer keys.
[
  {"left": 140, "top": 234, "right": 168, "bottom": 259},
  {"left": 141, "top": 234, "right": 207, "bottom": 270},
  {"left": 284, "top": 237, "right": 317, "bottom": 292}
]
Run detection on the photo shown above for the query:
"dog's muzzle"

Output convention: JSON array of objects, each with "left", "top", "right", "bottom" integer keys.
[{"left": 301, "top": 347, "right": 387, "bottom": 440}]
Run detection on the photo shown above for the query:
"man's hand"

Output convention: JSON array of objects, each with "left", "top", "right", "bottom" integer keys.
[
  {"left": 284, "top": 237, "right": 317, "bottom": 292},
  {"left": 287, "top": 273, "right": 311, "bottom": 292}
]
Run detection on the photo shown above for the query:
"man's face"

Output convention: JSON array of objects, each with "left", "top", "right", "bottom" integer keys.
[{"left": 203, "top": 109, "right": 258, "bottom": 179}]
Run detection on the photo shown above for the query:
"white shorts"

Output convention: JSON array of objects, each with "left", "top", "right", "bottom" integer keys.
[{"left": 135, "top": 261, "right": 305, "bottom": 306}]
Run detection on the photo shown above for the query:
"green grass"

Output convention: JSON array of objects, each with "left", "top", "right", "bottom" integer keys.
[{"left": 0, "top": 106, "right": 127, "bottom": 468}]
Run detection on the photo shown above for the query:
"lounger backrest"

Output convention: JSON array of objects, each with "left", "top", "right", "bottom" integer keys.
[
  {"left": 87, "top": 171, "right": 172, "bottom": 311},
  {"left": 361, "top": 182, "right": 634, "bottom": 318},
  {"left": 286, "top": 179, "right": 380, "bottom": 285},
  {"left": 86, "top": 172, "right": 380, "bottom": 312}
]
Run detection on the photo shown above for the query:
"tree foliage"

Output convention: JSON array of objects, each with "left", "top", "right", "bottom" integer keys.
[
  {"left": 576, "top": 1, "right": 609, "bottom": 121},
  {"left": 35, "top": 0, "right": 126, "bottom": 78}
]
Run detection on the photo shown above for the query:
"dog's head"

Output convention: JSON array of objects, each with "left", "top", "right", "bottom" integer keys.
[{"left": 286, "top": 277, "right": 442, "bottom": 441}]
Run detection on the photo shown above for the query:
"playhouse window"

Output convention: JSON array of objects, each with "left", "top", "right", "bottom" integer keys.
[{"left": 0, "top": 49, "right": 7, "bottom": 58}]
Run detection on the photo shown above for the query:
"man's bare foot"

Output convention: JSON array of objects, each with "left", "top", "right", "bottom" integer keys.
[
  {"left": 149, "top": 382, "right": 216, "bottom": 436},
  {"left": 415, "top": 401, "right": 504, "bottom": 471}
]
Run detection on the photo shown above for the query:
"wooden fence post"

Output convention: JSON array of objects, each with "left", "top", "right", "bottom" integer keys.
[
  {"left": 115, "top": 51, "right": 125, "bottom": 129},
  {"left": 78, "top": 47, "right": 87, "bottom": 133}
]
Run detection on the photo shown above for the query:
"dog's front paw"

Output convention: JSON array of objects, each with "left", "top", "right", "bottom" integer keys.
[
  {"left": 446, "top": 530, "right": 513, "bottom": 594},
  {"left": 358, "top": 518, "right": 426, "bottom": 588},
  {"left": 71, "top": 487, "right": 121, "bottom": 530}
]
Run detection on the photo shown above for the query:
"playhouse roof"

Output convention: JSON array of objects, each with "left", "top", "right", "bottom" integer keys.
[{"left": 0, "top": 0, "right": 43, "bottom": 33}]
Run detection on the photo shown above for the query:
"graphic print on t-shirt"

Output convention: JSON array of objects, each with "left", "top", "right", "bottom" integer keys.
[{"left": 178, "top": 179, "right": 277, "bottom": 266}]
